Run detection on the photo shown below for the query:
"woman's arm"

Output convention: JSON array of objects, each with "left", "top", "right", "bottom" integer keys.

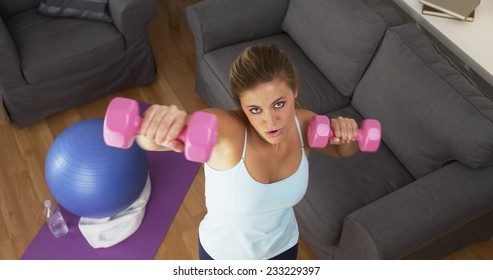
[
  {"left": 201, "top": 108, "right": 246, "bottom": 169},
  {"left": 136, "top": 105, "right": 245, "bottom": 168}
]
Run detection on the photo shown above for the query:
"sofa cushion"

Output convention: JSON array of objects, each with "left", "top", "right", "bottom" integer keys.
[
  {"left": 352, "top": 23, "right": 493, "bottom": 179},
  {"left": 6, "top": 9, "right": 124, "bottom": 84},
  {"left": 203, "top": 34, "right": 349, "bottom": 114},
  {"left": 281, "top": 0, "right": 388, "bottom": 97},
  {"left": 186, "top": 0, "right": 290, "bottom": 55},
  {"left": 295, "top": 106, "right": 414, "bottom": 253},
  {"left": 38, "top": 0, "right": 112, "bottom": 23}
]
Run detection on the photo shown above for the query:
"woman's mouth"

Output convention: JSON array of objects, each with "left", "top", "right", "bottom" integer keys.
[{"left": 265, "top": 129, "right": 282, "bottom": 138}]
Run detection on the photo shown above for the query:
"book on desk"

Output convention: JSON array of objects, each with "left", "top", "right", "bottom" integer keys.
[
  {"left": 420, "top": 0, "right": 480, "bottom": 21},
  {"left": 422, "top": 4, "right": 475, "bottom": 22}
]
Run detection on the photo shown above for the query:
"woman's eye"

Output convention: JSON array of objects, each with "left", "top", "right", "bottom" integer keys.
[
  {"left": 250, "top": 107, "right": 261, "bottom": 114},
  {"left": 274, "top": 101, "right": 285, "bottom": 109}
]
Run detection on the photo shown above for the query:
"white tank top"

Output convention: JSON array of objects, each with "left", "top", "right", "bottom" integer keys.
[{"left": 199, "top": 116, "right": 309, "bottom": 259}]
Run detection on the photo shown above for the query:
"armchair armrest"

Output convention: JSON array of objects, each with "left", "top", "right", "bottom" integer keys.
[
  {"left": 0, "top": 17, "right": 24, "bottom": 88},
  {"left": 186, "top": 0, "right": 290, "bottom": 56},
  {"left": 335, "top": 162, "right": 493, "bottom": 259},
  {"left": 108, "top": 0, "right": 158, "bottom": 46},
  {"left": 0, "top": 16, "right": 27, "bottom": 123}
]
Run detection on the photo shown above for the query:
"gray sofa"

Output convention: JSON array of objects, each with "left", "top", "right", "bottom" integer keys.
[
  {"left": 0, "top": 0, "right": 157, "bottom": 127},
  {"left": 186, "top": 0, "right": 493, "bottom": 259}
]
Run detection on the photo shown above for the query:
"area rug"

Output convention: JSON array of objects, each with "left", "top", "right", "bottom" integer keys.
[{"left": 21, "top": 102, "right": 202, "bottom": 260}]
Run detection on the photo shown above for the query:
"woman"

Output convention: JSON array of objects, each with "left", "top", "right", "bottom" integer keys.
[{"left": 136, "top": 45, "right": 358, "bottom": 260}]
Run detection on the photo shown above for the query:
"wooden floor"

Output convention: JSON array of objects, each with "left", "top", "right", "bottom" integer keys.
[{"left": 0, "top": 0, "right": 492, "bottom": 260}]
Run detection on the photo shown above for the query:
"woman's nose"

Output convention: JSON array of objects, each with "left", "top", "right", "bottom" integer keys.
[{"left": 263, "top": 110, "right": 278, "bottom": 127}]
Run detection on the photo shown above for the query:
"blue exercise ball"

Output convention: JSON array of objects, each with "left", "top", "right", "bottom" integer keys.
[{"left": 45, "top": 119, "right": 148, "bottom": 218}]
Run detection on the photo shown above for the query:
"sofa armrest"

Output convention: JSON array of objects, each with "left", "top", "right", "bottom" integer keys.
[
  {"left": 334, "top": 162, "right": 493, "bottom": 259},
  {"left": 108, "top": 0, "right": 158, "bottom": 46},
  {"left": 186, "top": 0, "right": 290, "bottom": 56}
]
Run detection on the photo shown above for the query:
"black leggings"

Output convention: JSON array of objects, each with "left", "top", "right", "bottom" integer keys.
[{"left": 198, "top": 237, "right": 298, "bottom": 260}]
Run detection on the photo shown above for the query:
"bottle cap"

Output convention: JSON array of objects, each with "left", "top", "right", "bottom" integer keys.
[{"left": 44, "top": 200, "right": 52, "bottom": 208}]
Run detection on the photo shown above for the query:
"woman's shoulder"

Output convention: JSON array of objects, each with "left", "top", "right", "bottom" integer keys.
[
  {"left": 295, "top": 108, "right": 316, "bottom": 129},
  {"left": 202, "top": 108, "right": 246, "bottom": 131},
  {"left": 202, "top": 108, "right": 247, "bottom": 169}
]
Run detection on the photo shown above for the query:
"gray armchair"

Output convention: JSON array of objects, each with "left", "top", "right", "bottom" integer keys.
[{"left": 0, "top": 0, "right": 158, "bottom": 127}]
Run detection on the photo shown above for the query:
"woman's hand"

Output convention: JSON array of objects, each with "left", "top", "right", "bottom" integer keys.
[
  {"left": 139, "top": 104, "right": 187, "bottom": 152},
  {"left": 329, "top": 116, "right": 358, "bottom": 145},
  {"left": 327, "top": 116, "right": 358, "bottom": 157}
]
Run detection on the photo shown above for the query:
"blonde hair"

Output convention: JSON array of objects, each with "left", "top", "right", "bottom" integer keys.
[{"left": 229, "top": 44, "right": 299, "bottom": 106}]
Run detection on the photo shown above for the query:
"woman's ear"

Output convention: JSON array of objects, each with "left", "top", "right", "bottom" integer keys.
[{"left": 294, "top": 88, "right": 299, "bottom": 99}]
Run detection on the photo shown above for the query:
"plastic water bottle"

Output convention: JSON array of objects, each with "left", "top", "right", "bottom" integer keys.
[{"left": 43, "top": 200, "right": 68, "bottom": 238}]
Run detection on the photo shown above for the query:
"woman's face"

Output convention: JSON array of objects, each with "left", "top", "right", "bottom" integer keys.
[{"left": 239, "top": 79, "right": 298, "bottom": 145}]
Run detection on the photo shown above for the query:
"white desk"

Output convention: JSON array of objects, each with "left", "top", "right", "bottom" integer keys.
[{"left": 391, "top": 0, "right": 493, "bottom": 87}]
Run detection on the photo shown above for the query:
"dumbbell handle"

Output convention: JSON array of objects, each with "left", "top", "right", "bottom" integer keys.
[
  {"left": 124, "top": 113, "right": 190, "bottom": 144},
  {"left": 308, "top": 115, "right": 381, "bottom": 152}
]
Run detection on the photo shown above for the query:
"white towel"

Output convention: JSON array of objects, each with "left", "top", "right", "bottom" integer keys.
[{"left": 78, "top": 175, "right": 151, "bottom": 249}]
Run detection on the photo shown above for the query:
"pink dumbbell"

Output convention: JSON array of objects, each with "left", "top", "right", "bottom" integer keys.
[
  {"left": 103, "top": 97, "right": 218, "bottom": 163},
  {"left": 308, "top": 115, "right": 381, "bottom": 152}
]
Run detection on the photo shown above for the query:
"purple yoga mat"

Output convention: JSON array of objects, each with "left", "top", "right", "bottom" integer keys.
[
  {"left": 21, "top": 151, "right": 201, "bottom": 260},
  {"left": 21, "top": 102, "right": 201, "bottom": 259}
]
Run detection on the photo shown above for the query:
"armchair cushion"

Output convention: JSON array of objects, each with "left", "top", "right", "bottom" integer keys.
[
  {"left": 38, "top": 0, "right": 112, "bottom": 23},
  {"left": 0, "top": 0, "right": 39, "bottom": 19},
  {"left": 6, "top": 9, "right": 124, "bottom": 84}
]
